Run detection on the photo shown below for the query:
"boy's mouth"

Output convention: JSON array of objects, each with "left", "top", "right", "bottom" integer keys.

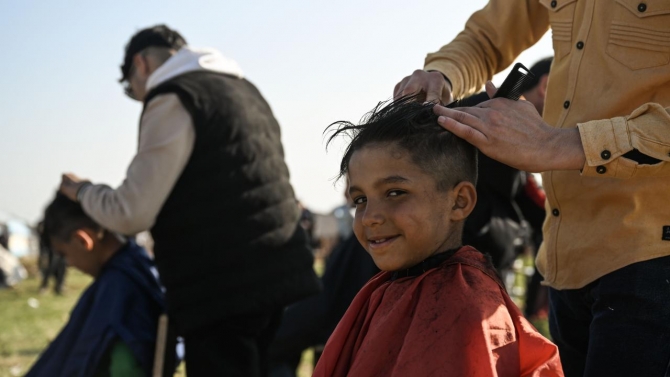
[{"left": 367, "top": 235, "right": 399, "bottom": 249}]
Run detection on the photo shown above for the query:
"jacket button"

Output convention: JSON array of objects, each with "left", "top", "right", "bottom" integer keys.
[
  {"left": 576, "top": 41, "right": 584, "bottom": 50},
  {"left": 596, "top": 165, "right": 607, "bottom": 174},
  {"left": 638, "top": 3, "right": 647, "bottom": 12},
  {"left": 552, "top": 209, "right": 560, "bottom": 217},
  {"left": 551, "top": 0, "right": 557, "bottom": 7},
  {"left": 563, "top": 100, "right": 570, "bottom": 109},
  {"left": 601, "top": 150, "right": 611, "bottom": 160}
]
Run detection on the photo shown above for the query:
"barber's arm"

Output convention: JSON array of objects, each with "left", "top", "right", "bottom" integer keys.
[
  {"left": 433, "top": 84, "right": 670, "bottom": 177},
  {"left": 394, "top": 0, "right": 550, "bottom": 103},
  {"left": 60, "top": 94, "right": 195, "bottom": 235}
]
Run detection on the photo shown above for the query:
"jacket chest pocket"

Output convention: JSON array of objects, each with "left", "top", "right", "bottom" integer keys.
[
  {"left": 608, "top": 0, "right": 670, "bottom": 70},
  {"left": 540, "top": 0, "right": 579, "bottom": 60}
]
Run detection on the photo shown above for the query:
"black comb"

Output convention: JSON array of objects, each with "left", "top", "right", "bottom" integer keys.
[{"left": 445, "top": 62, "right": 536, "bottom": 108}]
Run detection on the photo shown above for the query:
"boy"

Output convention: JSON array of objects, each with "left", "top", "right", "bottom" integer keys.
[
  {"left": 26, "top": 193, "right": 170, "bottom": 377},
  {"left": 314, "top": 96, "right": 563, "bottom": 376}
]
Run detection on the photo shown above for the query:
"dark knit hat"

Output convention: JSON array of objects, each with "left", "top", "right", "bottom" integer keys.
[{"left": 120, "top": 24, "right": 187, "bottom": 82}]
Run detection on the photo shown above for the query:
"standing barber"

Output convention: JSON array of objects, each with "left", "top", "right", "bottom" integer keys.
[
  {"left": 60, "top": 25, "right": 320, "bottom": 377},
  {"left": 394, "top": 1, "right": 670, "bottom": 376}
]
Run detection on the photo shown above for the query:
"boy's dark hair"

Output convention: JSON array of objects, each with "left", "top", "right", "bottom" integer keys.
[
  {"left": 43, "top": 193, "right": 102, "bottom": 243},
  {"left": 326, "top": 95, "right": 478, "bottom": 191},
  {"left": 120, "top": 24, "right": 187, "bottom": 82}
]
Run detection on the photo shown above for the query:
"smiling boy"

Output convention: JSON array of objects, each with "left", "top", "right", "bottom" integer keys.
[
  {"left": 313, "top": 96, "right": 563, "bottom": 377},
  {"left": 26, "top": 193, "right": 169, "bottom": 377}
]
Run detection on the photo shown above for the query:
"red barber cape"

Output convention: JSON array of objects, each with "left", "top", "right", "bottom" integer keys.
[{"left": 313, "top": 246, "right": 563, "bottom": 377}]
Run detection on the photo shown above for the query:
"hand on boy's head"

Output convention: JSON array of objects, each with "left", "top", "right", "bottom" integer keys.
[
  {"left": 394, "top": 70, "right": 453, "bottom": 105},
  {"left": 59, "top": 173, "right": 90, "bottom": 202},
  {"left": 432, "top": 81, "right": 585, "bottom": 173}
]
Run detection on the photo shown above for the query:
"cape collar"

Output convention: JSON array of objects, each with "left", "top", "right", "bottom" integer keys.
[{"left": 391, "top": 247, "right": 462, "bottom": 280}]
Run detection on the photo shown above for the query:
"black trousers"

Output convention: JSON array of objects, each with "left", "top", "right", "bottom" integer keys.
[
  {"left": 549, "top": 255, "right": 670, "bottom": 377},
  {"left": 184, "top": 308, "right": 284, "bottom": 377},
  {"left": 40, "top": 252, "right": 67, "bottom": 294}
]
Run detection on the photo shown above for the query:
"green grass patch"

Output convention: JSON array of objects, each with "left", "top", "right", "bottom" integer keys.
[
  {"left": 0, "top": 255, "right": 546, "bottom": 376},
  {"left": 0, "top": 268, "right": 92, "bottom": 376}
]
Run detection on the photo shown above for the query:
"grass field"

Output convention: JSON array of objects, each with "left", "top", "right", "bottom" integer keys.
[
  {"left": 0, "top": 266, "right": 93, "bottom": 376},
  {"left": 0, "top": 266, "right": 192, "bottom": 377},
  {"left": 0, "top": 263, "right": 312, "bottom": 377},
  {"left": 0, "top": 256, "right": 545, "bottom": 376}
]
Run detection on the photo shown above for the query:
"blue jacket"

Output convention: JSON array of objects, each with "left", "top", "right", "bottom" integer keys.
[{"left": 26, "top": 241, "right": 165, "bottom": 376}]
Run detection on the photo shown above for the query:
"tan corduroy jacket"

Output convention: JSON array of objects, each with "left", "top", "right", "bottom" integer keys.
[{"left": 424, "top": 0, "right": 670, "bottom": 289}]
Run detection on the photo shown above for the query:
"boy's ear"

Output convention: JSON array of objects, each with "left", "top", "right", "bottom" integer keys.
[
  {"left": 72, "top": 229, "right": 95, "bottom": 252},
  {"left": 450, "top": 181, "right": 477, "bottom": 221}
]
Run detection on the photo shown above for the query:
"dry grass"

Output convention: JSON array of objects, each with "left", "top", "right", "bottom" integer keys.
[
  {"left": 0, "top": 255, "right": 546, "bottom": 376},
  {"left": 0, "top": 266, "right": 92, "bottom": 376}
]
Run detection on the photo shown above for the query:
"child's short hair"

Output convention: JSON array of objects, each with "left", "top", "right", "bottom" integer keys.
[
  {"left": 327, "top": 95, "right": 478, "bottom": 191},
  {"left": 43, "top": 193, "right": 101, "bottom": 242}
]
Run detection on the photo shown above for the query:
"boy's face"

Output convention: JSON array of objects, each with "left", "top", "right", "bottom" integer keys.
[
  {"left": 348, "top": 144, "right": 473, "bottom": 271},
  {"left": 50, "top": 229, "right": 102, "bottom": 277}
]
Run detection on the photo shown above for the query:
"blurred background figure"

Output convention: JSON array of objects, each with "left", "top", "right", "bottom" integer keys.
[
  {"left": 269, "top": 189, "right": 378, "bottom": 377},
  {"left": 37, "top": 221, "right": 67, "bottom": 295},
  {"left": 57, "top": 25, "right": 320, "bottom": 377},
  {"left": 458, "top": 57, "right": 552, "bottom": 318},
  {"left": 26, "top": 193, "right": 172, "bottom": 377},
  {"left": 331, "top": 188, "right": 354, "bottom": 243},
  {"left": 0, "top": 222, "right": 28, "bottom": 288},
  {"left": 298, "top": 201, "right": 320, "bottom": 251},
  {"left": 269, "top": 233, "right": 378, "bottom": 377}
]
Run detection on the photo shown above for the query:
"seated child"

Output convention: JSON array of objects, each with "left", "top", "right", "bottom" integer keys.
[
  {"left": 26, "top": 193, "right": 170, "bottom": 377},
  {"left": 313, "top": 96, "right": 563, "bottom": 377}
]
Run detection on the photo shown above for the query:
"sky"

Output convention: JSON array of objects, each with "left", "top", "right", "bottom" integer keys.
[{"left": 0, "top": 0, "right": 553, "bottom": 224}]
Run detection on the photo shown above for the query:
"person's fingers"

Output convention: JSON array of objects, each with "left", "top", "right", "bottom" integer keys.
[
  {"left": 60, "top": 174, "right": 72, "bottom": 186},
  {"left": 456, "top": 106, "right": 487, "bottom": 117},
  {"left": 434, "top": 106, "right": 491, "bottom": 148},
  {"left": 424, "top": 78, "right": 445, "bottom": 104},
  {"left": 393, "top": 78, "right": 408, "bottom": 99},
  {"left": 393, "top": 82, "right": 401, "bottom": 99},
  {"left": 485, "top": 81, "right": 497, "bottom": 99},
  {"left": 437, "top": 115, "right": 488, "bottom": 147},
  {"left": 433, "top": 105, "right": 485, "bottom": 131},
  {"left": 400, "top": 79, "right": 420, "bottom": 98}
]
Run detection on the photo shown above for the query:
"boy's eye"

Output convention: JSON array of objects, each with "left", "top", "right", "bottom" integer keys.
[
  {"left": 387, "top": 190, "right": 406, "bottom": 197},
  {"left": 353, "top": 196, "right": 367, "bottom": 205}
]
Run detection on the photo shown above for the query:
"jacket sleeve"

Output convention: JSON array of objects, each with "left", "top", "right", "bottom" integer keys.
[
  {"left": 578, "top": 103, "right": 670, "bottom": 178},
  {"left": 79, "top": 94, "right": 195, "bottom": 235},
  {"left": 423, "top": 0, "right": 550, "bottom": 99}
]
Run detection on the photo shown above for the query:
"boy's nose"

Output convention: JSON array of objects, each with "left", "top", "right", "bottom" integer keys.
[{"left": 360, "top": 203, "right": 385, "bottom": 227}]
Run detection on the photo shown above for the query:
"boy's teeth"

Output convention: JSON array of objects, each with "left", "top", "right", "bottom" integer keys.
[{"left": 374, "top": 238, "right": 387, "bottom": 243}]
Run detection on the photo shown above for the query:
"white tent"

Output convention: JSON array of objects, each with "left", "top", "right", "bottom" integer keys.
[{"left": 0, "top": 244, "right": 27, "bottom": 287}]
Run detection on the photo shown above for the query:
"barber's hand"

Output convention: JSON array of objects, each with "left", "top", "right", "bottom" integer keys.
[
  {"left": 394, "top": 70, "right": 453, "bottom": 105},
  {"left": 433, "top": 81, "right": 585, "bottom": 172},
  {"left": 59, "top": 173, "right": 90, "bottom": 202}
]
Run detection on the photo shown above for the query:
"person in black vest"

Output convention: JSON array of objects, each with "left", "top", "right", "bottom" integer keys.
[{"left": 59, "top": 24, "right": 321, "bottom": 377}]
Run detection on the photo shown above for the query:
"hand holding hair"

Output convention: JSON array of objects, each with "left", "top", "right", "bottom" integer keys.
[
  {"left": 394, "top": 70, "right": 453, "bottom": 105},
  {"left": 59, "top": 173, "right": 91, "bottom": 202},
  {"left": 434, "top": 81, "right": 586, "bottom": 173}
]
